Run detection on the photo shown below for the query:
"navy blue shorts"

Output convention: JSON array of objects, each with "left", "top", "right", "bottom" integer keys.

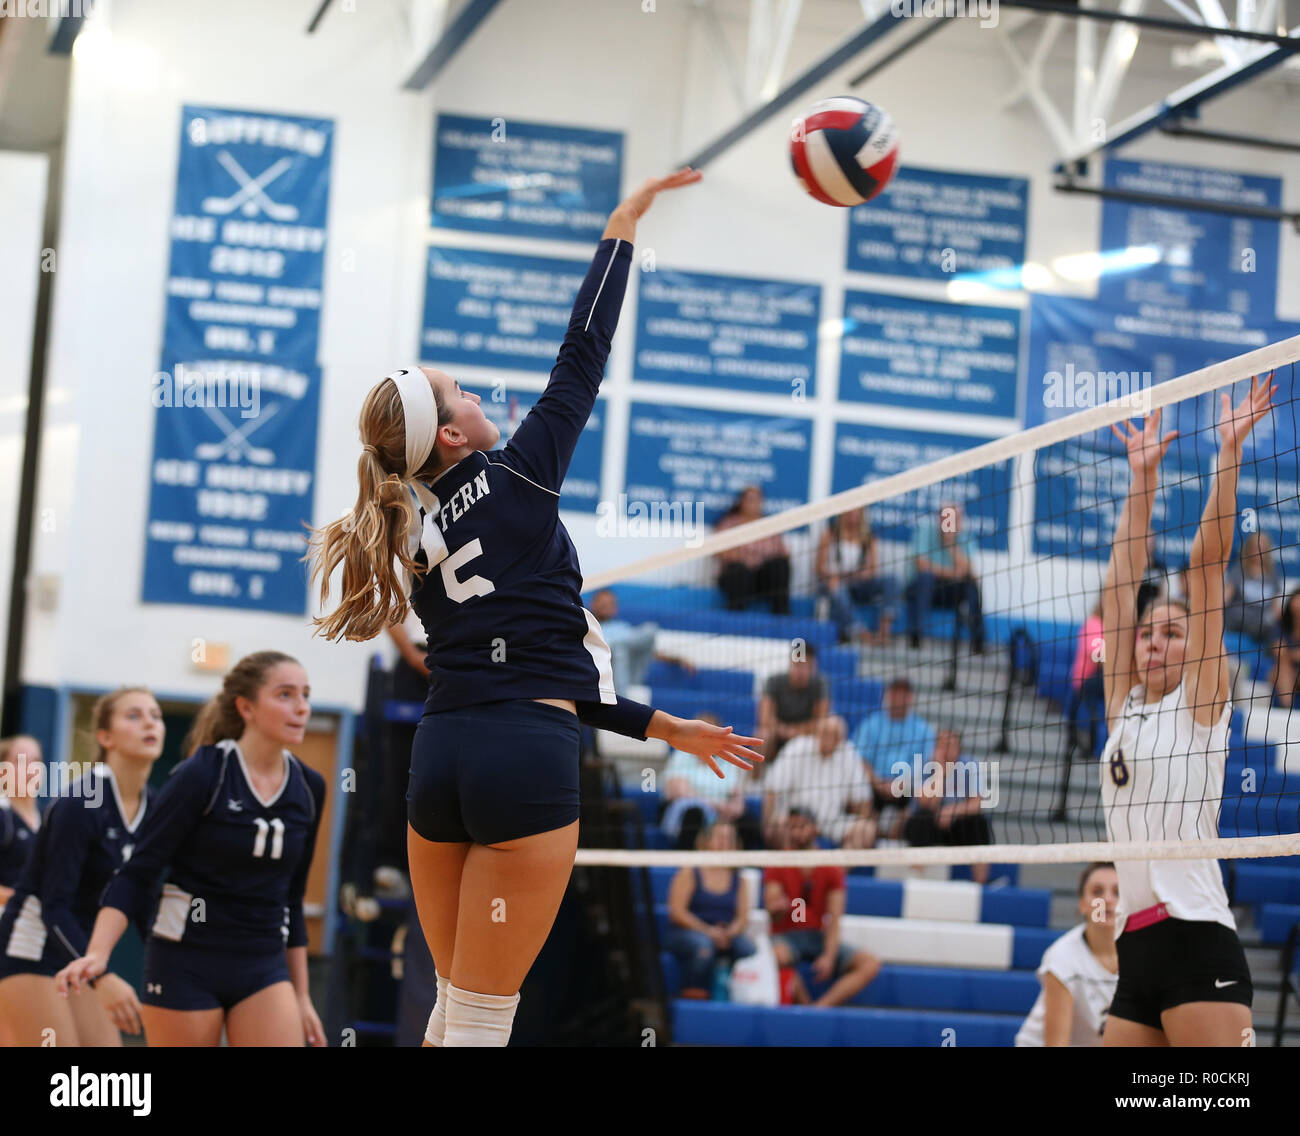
[
  {"left": 141, "top": 938, "right": 290, "bottom": 1012},
  {"left": 407, "top": 699, "right": 581, "bottom": 845}
]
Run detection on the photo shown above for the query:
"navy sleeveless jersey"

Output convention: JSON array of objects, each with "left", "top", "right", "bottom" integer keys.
[
  {"left": 101, "top": 741, "right": 327, "bottom": 954},
  {"left": 0, "top": 798, "right": 38, "bottom": 890},
  {"left": 0, "top": 766, "right": 147, "bottom": 964},
  {"left": 408, "top": 236, "right": 652, "bottom": 740}
]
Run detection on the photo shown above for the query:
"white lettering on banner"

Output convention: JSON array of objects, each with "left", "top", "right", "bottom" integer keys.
[
  {"left": 174, "top": 546, "right": 280, "bottom": 570},
  {"left": 220, "top": 221, "right": 326, "bottom": 252},
  {"left": 204, "top": 466, "right": 313, "bottom": 496},
  {"left": 189, "top": 301, "right": 295, "bottom": 327},
  {"left": 189, "top": 115, "right": 327, "bottom": 157}
]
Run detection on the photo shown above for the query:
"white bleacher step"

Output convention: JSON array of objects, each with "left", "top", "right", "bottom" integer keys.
[
  {"left": 837, "top": 915, "right": 1014, "bottom": 970},
  {"left": 597, "top": 731, "right": 669, "bottom": 762}
]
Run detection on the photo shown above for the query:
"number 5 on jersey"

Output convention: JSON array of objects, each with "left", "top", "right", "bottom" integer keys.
[{"left": 440, "top": 538, "right": 496, "bottom": 603}]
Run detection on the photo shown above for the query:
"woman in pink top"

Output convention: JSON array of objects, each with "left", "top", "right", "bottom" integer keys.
[
  {"left": 1071, "top": 597, "right": 1105, "bottom": 691},
  {"left": 715, "top": 486, "right": 791, "bottom": 615}
]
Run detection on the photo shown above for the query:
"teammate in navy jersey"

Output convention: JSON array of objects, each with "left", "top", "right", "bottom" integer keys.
[
  {"left": 0, "top": 689, "right": 162, "bottom": 1046},
  {"left": 1099, "top": 376, "right": 1274, "bottom": 1047},
  {"left": 0, "top": 735, "right": 43, "bottom": 907},
  {"left": 57, "top": 652, "right": 328, "bottom": 1047},
  {"left": 310, "top": 168, "right": 762, "bottom": 1047},
  {"left": 0, "top": 735, "right": 43, "bottom": 1046}
]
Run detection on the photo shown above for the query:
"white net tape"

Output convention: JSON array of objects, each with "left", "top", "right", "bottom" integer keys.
[{"left": 575, "top": 833, "right": 1300, "bottom": 868}]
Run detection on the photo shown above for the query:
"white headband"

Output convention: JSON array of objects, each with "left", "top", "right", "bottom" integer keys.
[
  {"left": 388, "top": 364, "right": 439, "bottom": 479},
  {"left": 383, "top": 364, "right": 448, "bottom": 570}
]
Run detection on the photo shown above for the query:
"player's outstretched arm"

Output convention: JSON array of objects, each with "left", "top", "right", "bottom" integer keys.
[
  {"left": 1101, "top": 411, "right": 1177, "bottom": 727},
  {"left": 601, "top": 167, "right": 702, "bottom": 242},
  {"left": 646, "top": 712, "right": 764, "bottom": 780},
  {"left": 1186, "top": 374, "right": 1276, "bottom": 726}
]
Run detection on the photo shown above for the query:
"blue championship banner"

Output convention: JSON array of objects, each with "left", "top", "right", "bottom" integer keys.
[
  {"left": 431, "top": 113, "right": 623, "bottom": 242},
  {"left": 421, "top": 247, "right": 589, "bottom": 375},
  {"left": 1022, "top": 293, "right": 1300, "bottom": 453},
  {"left": 624, "top": 403, "right": 812, "bottom": 521},
  {"left": 831, "top": 423, "right": 1011, "bottom": 552},
  {"left": 838, "top": 291, "right": 1021, "bottom": 418},
  {"left": 142, "top": 358, "right": 322, "bottom": 614},
  {"left": 164, "top": 106, "right": 332, "bottom": 364},
  {"left": 634, "top": 267, "right": 821, "bottom": 396},
  {"left": 846, "top": 166, "right": 1028, "bottom": 284},
  {"left": 1099, "top": 158, "right": 1281, "bottom": 330},
  {"left": 463, "top": 382, "right": 604, "bottom": 512}
]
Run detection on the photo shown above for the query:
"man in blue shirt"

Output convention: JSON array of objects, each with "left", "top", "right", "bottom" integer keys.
[
  {"left": 908, "top": 501, "right": 985, "bottom": 653},
  {"left": 902, "top": 728, "right": 992, "bottom": 883},
  {"left": 851, "top": 677, "right": 935, "bottom": 828}
]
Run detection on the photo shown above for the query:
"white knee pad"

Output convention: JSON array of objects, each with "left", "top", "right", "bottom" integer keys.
[
  {"left": 442, "top": 983, "right": 521, "bottom": 1047},
  {"left": 423, "top": 971, "right": 450, "bottom": 1047}
]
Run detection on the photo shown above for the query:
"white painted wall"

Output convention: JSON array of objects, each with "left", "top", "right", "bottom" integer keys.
[
  {"left": 0, "top": 151, "right": 47, "bottom": 699},
  {"left": 23, "top": 0, "right": 1300, "bottom": 717}
]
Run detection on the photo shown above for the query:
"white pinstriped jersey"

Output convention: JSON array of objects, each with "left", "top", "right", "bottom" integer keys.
[{"left": 1100, "top": 678, "right": 1234, "bottom": 936}]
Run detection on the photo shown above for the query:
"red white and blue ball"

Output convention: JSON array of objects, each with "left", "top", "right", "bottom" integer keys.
[{"left": 790, "top": 96, "right": 900, "bottom": 207}]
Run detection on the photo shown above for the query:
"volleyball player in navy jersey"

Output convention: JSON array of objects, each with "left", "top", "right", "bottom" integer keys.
[
  {"left": 0, "top": 735, "right": 43, "bottom": 1047},
  {"left": 311, "top": 168, "right": 762, "bottom": 1047},
  {"left": 1100, "top": 376, "right": 1274, "bottom": 1047},
  {"left": 57, "top": 652, "right": 328, "bottom": 1047},
  {"left": 0, "top": 689, "right": 161, "bottom": 1046},
  {"left": 0, "top": 736, "right": 43, "bottom": 908}
]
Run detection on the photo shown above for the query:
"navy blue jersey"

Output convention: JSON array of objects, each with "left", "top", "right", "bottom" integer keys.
[
  {"left": 410, "top": 237, "right": 649, "bottom": 732},
  {"left": 0, "top": 766, "right": 147, "bottom": 964},
  {"left": 101, "top": 741, "right": 326, "bottom": 954},
  {"left": 0, "top": 798, "right": 39, "bottom": 890}
]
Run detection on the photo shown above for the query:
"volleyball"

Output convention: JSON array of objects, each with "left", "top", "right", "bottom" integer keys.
[{"left": 790, "top": 96, "right": 900, "bottom": 207}]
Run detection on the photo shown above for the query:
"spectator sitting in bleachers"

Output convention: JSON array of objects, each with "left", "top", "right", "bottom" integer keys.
[
  {"left": 664, "top": 820, "right": 757, "bottom": 999},
  {"left": 661, "top": 712, "right": 760, "bottom": 850},
  {"left": 758, "top": 643, "right": 830, "bottom": 760},
  {"left": 764, "top": 810, "right": 881, "bottom": 1008},
  {"left": 815, "top": 506, "right": 901, "bottom": 645},
  {"left": 714, "top": 485, "right": 791, "bottom": 615},
  {"left": 902, "top": 728, "right": 992, "bottom": 884},
  {"left": 851, "top": 676, "right": 935, "bottom": 832},
  {"left": 907, "top": 501, "right": 985, "bottom": 653},
  {"left": 1225, "top": 531, "right": 1284, "bottom": 643},
  {"left": 761, "top": 716, "right": 876, "bottom": 850},
  {"left": 1271, "top": 588, "right": 1300, "bottom": 708},
  {"left": 588, "top": 587, "right": 695, "bottom": 691},
  {"left": 1015, "top": 863, "right": 1119, "bottom": 1047}
]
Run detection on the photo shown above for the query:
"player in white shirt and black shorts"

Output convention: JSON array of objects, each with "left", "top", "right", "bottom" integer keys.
[{"left": 1098, "top": 376, "right": 1274, "bottom": 1047}]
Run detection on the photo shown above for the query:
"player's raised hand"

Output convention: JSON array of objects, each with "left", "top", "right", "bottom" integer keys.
[
  {"left": 1219, "top": 372, "right": 1276, "bottom": 452},
  {"left": 615, "top": 166, "right": 703, "bottom": 222},
  {"left": 1111, "top": 408, "right": 1177, "bottom": 476}
]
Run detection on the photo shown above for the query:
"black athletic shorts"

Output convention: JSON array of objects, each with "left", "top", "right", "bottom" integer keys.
[
  {"left": 1109, "top": 916, "right": 1253, "bottom": 1031},
  {"left": 407, "top": 699, "right": 581, "bottom": 845}
]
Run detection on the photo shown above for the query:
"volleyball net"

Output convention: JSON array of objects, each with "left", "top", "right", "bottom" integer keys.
[{"left": 575, "top": 333, "right": 1300, "bottom": 869}]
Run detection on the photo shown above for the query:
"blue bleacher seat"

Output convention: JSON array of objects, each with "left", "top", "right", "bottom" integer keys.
[
  {"left": 1260, "top": 904, "right": 1300, "bottom": 945},
  {"left": 1011, "top": 926, "right": 1060, "bottom": 969}
]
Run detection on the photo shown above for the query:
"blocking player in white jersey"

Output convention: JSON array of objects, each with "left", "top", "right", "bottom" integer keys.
[
  {"left": 1099, "top": 375, "right": 1275, "bottom": 1047},
  {"left": 1015, "top": 862, "right": 1119, "bottom": 1047}
]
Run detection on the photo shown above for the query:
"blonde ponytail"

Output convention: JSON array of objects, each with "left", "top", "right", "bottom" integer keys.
[{"left": 308, "top": 375, "right": 449, "bottom": 642}]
